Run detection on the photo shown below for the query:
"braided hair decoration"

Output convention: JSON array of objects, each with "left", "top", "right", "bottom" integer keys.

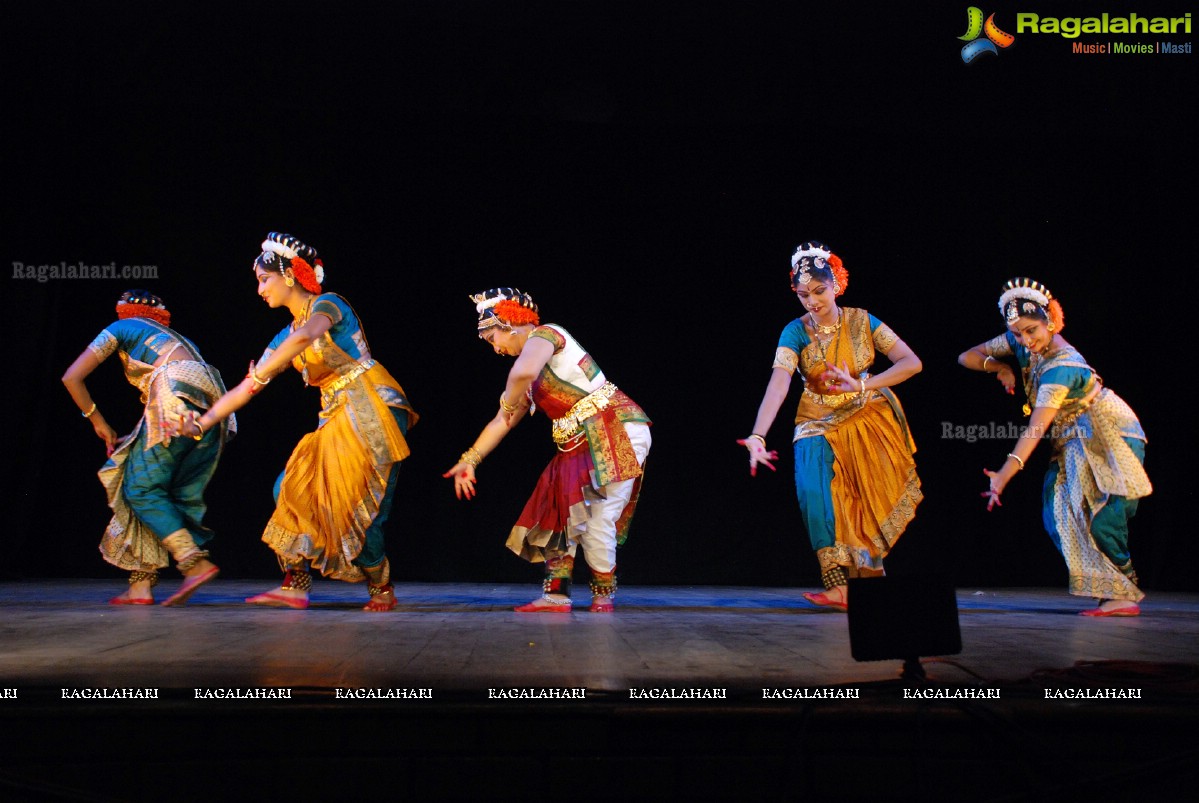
[
  {"left": 470, "top": 287, "right": 540, "bottom": 331},
  {"left": 255, "top": 232, "right": 325, "bottom": 293},
  {"left": 116, "top": 289, "right": 171, "bottom": 326}
]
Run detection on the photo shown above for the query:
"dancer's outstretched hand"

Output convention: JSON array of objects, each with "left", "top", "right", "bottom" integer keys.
[
  {"left": 443, "top": 463, "right": 478, "bottom": 500},
  {"left": 981, "top": 468, "right": 1005, "bottom": 511},
  {"left": 737, "top": 437, "right": 779, "bottom": 478}
]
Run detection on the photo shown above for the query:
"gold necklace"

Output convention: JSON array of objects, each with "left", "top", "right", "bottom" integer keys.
[
  {"left": 810, "top": 309, "right": 842, "bottom": 335},
  {"left": 293, "top": 295, "right": 314, "bottom": 327},
  {"left": 293, "top": 296, "right": 315, "bottom": 368}
]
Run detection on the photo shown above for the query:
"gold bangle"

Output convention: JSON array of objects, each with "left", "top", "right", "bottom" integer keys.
[
  {"left": 250, "top": 366, "right": 271, "bottom": 386},
  {"left": 81, "top": 402, "right": 98, "bottom": 419},
  {"left": 747, "top": 434, "right": 766, "bottom": 447},
  {"left": 192, "top": 418, "right": 206, "bottom": 441},
  {"left": 499, "top": 393, "right": 516, "bottom": 413},
  {"left": 1006, "top": 452, "right": 1025, "bottom": 471},
  {"left": 460, "top": 447, "right": 483, "bottom": 467},
  {"left": 983, "top": 355, "right": 995, "bottom": 372}
]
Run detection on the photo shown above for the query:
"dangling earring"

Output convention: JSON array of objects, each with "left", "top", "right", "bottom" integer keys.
[
  {"left": 832, "top": 280, "right": 842, "bottom": 295},
  {"left": 284, "top": 274, "right": 295, "bottom": 288},
  {"left": 1047, "top": 323, "right": 1055, "bottom": 332}
]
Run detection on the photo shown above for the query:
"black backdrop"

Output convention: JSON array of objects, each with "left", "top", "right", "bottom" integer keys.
[{"left": 5, "top": 1, "right": 1195, "bottom": 591}]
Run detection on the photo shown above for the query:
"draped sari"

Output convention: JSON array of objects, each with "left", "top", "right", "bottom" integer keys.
[
  {"left": 984, "top": 334, "right": 1149, "bottom": 601},
  {"left": 259, "top": 293, "right": 418, "bottom": 581},
  {"left": 774, "top": 307, "right": 921, "bottom": 574}
]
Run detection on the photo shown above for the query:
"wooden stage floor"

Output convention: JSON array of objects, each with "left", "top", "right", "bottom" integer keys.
[{"left": 2, "top": 580, "right": 1198, "bottom": 802}]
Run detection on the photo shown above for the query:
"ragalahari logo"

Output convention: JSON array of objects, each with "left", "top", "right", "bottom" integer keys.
[{"left": 959, "top": 7, "right": 1016, "bottom": 62}]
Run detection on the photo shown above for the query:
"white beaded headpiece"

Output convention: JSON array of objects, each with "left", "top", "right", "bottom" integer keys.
[
  {"left": 256, "top": 232, "right": 325, "bottom": 286},
  {"left": 998, "top": 278, "right": 1053, "bottom": 324},
  {"left": 790, "top": 243, "right": 832, "bottom": 285}
]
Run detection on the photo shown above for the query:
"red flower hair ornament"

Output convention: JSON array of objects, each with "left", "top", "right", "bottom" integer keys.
[
  {"left": 116, "top": 291, "right": 171, "bottom": 327},
  {"left": 791, "top": 242, "right": 850, "bottom": 296}
]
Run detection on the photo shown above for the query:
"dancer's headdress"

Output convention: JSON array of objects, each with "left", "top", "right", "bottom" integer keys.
[
  {"left": 998, "top": 277, "right": 1066, "bottom": 332},
  {"left": 790, "top": 240, "right": 849, "bottom": 296},
  {"left": 116, "top": 289, "right": 171, "bottom": 326},
  {"left": 470, "top": 287, "right": 540, "bottom": 332},
  {"left": 254, "top": 232, "right": 325, "bottom": 294},
  {"left": 997, "top": 277, "right": 1054, "bottom": 324}
]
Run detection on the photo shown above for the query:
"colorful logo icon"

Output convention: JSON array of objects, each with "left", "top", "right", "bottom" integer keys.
[{"left": 959, "top": 7, "right": 1016, "bottom": 62}]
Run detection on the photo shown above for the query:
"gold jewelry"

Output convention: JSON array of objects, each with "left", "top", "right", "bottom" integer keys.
[
  {"left": 284, "top": 274, "right": 295, "bottom": 287},
  {"left": 250, "top": 364, "right": 271, "bottom": 385},
  {"left": 747, "top": 434, "right": 766, "bottom": 447},
  {"left": 499, "top": 393, "right": 517, "bottom": 413},
  {"left": 81, "top": 402, "right": 98, "bottom": 418},
  {"left": 460, "top": 447, "right": 483, "bottom": 467},
  {"left": 983, "top": 355, "right": 995, "bottom": 371},
  {"left": 810, "top": 310, "right": 842, "bottom": 335},
  {"left": 860, "top": 378, "right": 867, "bottom": 395},
  {"left": 192, "top": 417, "right": 206, "bottom": 441},
  {"left": 1006, "top": 452, "right": 1025, "bottom": 471},
  {"left": 808, "top": 317, "right": 842, "bottom": 406},
  {"left": 281, "top": 568, "right": 312, "bottom": 592},
  {"left": 176, "top": 550, "right": 211, "bottom": 574},
  {"left": 551, "top": 382, "right": 617, "bottom": 444}
]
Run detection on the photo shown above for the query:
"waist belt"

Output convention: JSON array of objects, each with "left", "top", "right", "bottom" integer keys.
[
  {"left": 1051, "top": 382, "right": 1103, "bottom": 431},
  {"left": 321, "top": 359, "right": 376, "bottom": 395},
  {"left": 551, "top": 381, "right": 617, "bottom": 446}
]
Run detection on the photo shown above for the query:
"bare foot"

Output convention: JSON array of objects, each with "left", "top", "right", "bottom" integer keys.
[
  {"left": 110, "top": 579, "right": 154, "bottom": 605},
  {"left": 1079, "top": 599, "right": 1141, "bottom": 617},
  {"left": 161, "top": 559, "right": 220, "bottom": 607},
  {"left": 245, "top": 586, "right": 309, "bottom": 609},
  {"left": 802, "top": 584, "right": 848, "bottom": 610},
  {"left": 590, "top": 596, "right": 615, "bottom": 613},
  {"left": 363, "top": 588, "right": 397, "bottom": 612},
  {"left": 514, "top": 594, "right": 572, "bottom": 612}
]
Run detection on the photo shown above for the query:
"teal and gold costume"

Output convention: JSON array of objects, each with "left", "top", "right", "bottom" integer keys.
[
  {"left": 89, "top": 317, "right": 235, "bottom": 572},
  {"left": 984, "top": 332, "right": 1149, "bottom": 601}
]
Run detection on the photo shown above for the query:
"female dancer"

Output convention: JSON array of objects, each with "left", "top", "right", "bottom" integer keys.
[
  {"left": 178, "top": 233, "right": 417, "bottom": 611},
  {"left": 739, "top": 241, "right": 922, "bottom": 610},
  {"left": 958, "top": 278, "right": 1150, "bottom": 616},
  {"left": 444, "top": 288, "right": 651, "bottom": 612},
  {"left": 63, "top": 290, "right": 234, "bottom": 605}
]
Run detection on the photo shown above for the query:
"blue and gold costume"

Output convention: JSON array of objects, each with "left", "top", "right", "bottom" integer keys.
[
  {"left": 984, "top": 332, "right": 1149, "bottom": 600},
  {"left": 89, "top": 317, "right": 235, "bottom": 571}
]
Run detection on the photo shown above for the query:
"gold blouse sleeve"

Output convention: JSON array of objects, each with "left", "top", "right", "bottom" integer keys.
[
  {"left": 984, "top": 334, "right": 1013, "bottom": 358},
  {"left": 872, "top": 323, "right": 898, "bottom": 354},
  {"left": 772, "top": 347, "right": 799, "bottom": 375},
  {"left": 87, "top": 329, "right": 118, "bottom": 362},
  {"left": 1035, "top": 383, "right": 1070, "bottom": 410}
]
